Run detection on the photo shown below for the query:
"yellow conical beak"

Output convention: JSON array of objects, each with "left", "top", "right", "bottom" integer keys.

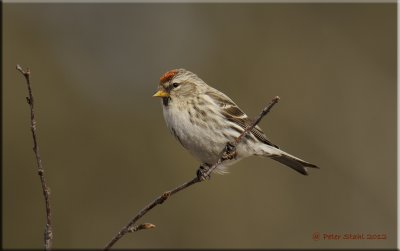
[{"left": 153, "top": 90, "right": 170, "bottom": 98}]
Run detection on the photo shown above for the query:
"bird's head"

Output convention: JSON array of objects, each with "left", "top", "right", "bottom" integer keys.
[{"left": 153, "top": 69, "right": 204, "bottom": 106}]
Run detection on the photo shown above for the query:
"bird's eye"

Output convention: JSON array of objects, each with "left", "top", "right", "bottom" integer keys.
[{"left": 172, "top": 83, "right": 180, "bottom": 88}]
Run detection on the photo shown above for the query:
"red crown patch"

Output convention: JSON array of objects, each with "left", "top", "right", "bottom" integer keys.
[{"left": 160, "top": 69, "right": 178, "bottom": 83}]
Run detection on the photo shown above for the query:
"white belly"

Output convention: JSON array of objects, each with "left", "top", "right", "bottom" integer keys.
[
  {"left": 163, "top": 103, "right": 228, "bottom": 165},
  {"left": 160, "top": 97, "right": 267, "bottom": 173}
]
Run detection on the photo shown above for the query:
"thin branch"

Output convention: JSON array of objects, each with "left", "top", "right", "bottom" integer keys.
[
  {"left": 16, "top": 65, "right": 53, "bottom": 250},
  {"left": 128, "top": 223, "right": 156, "bottom": 233},
  {"left": 104, "top": 96, "right": 280, "bottom": 250}
]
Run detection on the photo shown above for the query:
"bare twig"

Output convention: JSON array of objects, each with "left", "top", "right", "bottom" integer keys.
[
  {"left": 16, "top": 65, "right": 53, "bottom": 250},
  {"left": 128, "top": 223, "right": 156, "bottom": 233},
  {"left": 104, "top": 96, "right": 280, "bottom": 250}
]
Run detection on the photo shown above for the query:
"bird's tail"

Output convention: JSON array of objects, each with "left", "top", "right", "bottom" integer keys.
[{"left": 262, "top": 146, "right": 319, "bottom": 175}]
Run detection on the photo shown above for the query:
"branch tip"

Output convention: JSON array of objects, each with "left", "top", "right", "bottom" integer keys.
[
  {"left": 140, "top": 223, "right": 156, "bottom": 230},
  {"left": 16, "top": 64, "right": 31, "bottom": 77},
  {"left": 128, "top": 223, "right": 156, "bottom": 233}
]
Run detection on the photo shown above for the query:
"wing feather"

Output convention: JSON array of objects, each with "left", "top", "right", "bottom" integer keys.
[{"left": 205, "top": 89, "right": 279, "bottom": 148}]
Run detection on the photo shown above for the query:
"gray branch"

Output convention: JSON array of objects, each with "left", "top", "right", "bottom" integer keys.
[{"left": 16, "top": 65, "right": 53, "bottom": 250}]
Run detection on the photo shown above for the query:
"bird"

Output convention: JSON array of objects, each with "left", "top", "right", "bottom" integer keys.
[{"left": 153, "top": 69, "right": 318, "bottom": 177}]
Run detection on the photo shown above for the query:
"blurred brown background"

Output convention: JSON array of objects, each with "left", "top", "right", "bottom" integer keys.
[{"left": 3, "top": 3, "right": 396, "bottom": 249}]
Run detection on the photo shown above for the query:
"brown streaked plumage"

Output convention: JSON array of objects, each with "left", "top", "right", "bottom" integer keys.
[{"left": 153, "top": 68, "right": 319, "bottom": 175}]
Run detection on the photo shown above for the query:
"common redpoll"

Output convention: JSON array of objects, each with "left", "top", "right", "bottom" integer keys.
[{"left": 153, "top": 69, "right": 318, "bottom": 176}]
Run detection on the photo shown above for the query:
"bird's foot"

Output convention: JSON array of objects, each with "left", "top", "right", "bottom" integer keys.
[
  {"left": 196, "top": 164, "right": 212, "bottom": 181},
  {"left": 222, "top": 142, "right": 237, "bottom": 160}
]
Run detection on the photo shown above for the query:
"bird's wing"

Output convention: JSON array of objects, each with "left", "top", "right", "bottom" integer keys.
[{"left": 205, "top": 89, "right": 279, "bottom": 148}]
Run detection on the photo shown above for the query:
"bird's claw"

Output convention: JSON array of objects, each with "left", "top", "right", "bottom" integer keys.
[
  {"left": 222, "top": 142, "right": 236, "bottom": 160},
  {"left": 196, "top": 165, "right": 211, "bottom": 181}
]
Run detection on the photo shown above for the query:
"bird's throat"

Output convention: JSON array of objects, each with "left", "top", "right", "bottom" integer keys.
[{"left": 162, "top": 97, "right": 170, "bottom": 106}]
